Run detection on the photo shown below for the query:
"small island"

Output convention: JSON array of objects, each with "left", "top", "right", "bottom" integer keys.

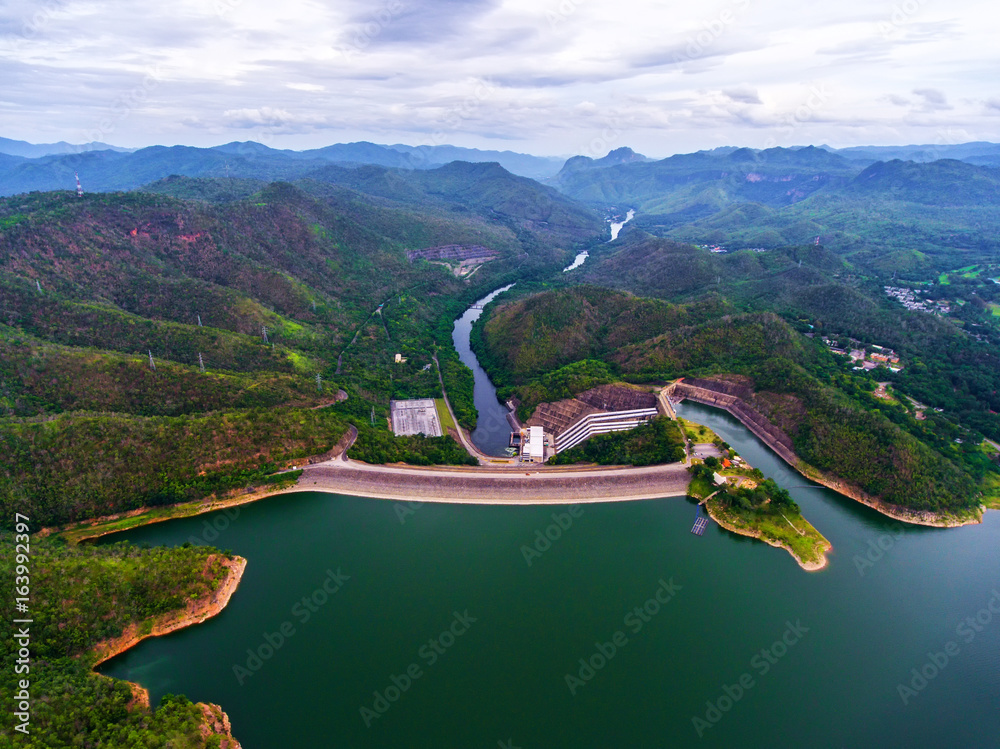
[{"left": 682, "top": 424, "right": 831, "bottom": 571}]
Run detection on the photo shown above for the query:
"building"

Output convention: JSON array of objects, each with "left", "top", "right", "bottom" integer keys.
[
  {"left": 520, "top": 384, "right": 660, "bottom": 456},
  {"left": 522, "top": 426, "right": 547, "bottom": 463}
]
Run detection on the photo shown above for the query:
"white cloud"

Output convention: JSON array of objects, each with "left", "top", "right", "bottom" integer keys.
[{"left": 1, "top": 0, "right": 998, "bottom": 155}]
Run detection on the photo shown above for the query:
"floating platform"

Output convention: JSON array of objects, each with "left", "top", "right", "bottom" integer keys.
[{"left": 691, "top": 507, "right": 709, "bottom": 536}]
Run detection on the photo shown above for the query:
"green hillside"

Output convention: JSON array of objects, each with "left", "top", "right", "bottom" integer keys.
[
  {"left": 477, "top": 286, "right": 993, "bottom": 515},
  {"left": 0, "top": 537, "right": 240, "bottom": 748},
  {"left": 0, "top": 175, "right": 600, "bottom": 528}
]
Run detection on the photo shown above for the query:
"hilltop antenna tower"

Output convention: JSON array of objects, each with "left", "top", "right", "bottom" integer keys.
[{"left": 75, "top": 173, "right": 83, "bottom": 198}]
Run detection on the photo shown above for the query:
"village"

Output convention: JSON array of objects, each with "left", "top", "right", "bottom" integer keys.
[
  {"left": 821, "top": 336, "right": 904, "bottom": 372},
  {"left": 884, "top": 285, "right": 952, "bottom": 315}
]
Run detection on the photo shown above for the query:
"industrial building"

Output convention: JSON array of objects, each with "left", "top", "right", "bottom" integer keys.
[
  {"left": 514, "top": 384, "right": 661, "bottom": 460},
  {"left": 390, "top": 399, "right": 443, "bottom": 437}
]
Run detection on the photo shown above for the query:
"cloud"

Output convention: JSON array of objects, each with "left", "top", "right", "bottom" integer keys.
[
  {"left": 0, "top": 0, "right": 997, "bottom": 155},
  {"left": 913, "top": 88, "right": 951, "bottom": 111},
  {"left": 724, "top": 87, "right": 762, "bottom": 105}
]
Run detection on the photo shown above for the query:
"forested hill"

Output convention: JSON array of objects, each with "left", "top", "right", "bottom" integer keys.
[
  {"left": 0, "top": 177, "right": 601, "bottom": 528},
  {"left": 548, "top": 146, "right": 1000, "bottom": 275},
  {"left": 581, "top": 232, "right": 1000, "bottom": 440},
  {"left": 475, "top": 286, "right": 995, "bottom": 516}
]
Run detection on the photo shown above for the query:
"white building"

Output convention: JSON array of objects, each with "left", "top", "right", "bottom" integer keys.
[{"left": 524, "top": 426, "right": 546, "bottom": 463}]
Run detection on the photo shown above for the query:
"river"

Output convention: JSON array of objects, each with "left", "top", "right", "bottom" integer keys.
[
  {"left": 563, "top": 209, "right": 636, "bottom": 272},
  {"left": 609, "top": 208, "right": 635, "bottom": 241},
  {"left": 450, "top": 284, "right": 517, "bottom": 456},
  {"left": 97, "top": 397, "right": 1000, "bottom": 748}
]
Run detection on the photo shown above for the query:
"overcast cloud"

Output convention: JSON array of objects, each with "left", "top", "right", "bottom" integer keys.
[{"left": 0, "top": 0, "right": 997, "bottom": 156}]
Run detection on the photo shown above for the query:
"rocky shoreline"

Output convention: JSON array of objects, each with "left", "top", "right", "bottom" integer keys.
[
  {"left": 668, "top": 380, "right": 983, "bottom": 528},
  {"left": 90, "top": 555, "right": 248, "bottom": 748}
]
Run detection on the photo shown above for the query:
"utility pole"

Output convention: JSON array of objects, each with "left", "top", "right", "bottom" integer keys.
[
  {"left": 198, "top": 353, "right": 205, "bottom": 373},
  {"left": 148, "top": 350, "right": 156, "bottom": 371}
]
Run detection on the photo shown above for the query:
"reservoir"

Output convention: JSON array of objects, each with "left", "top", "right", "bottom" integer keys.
[{"left": 98, "top": 399, "right": 1000, "bottom": 748}]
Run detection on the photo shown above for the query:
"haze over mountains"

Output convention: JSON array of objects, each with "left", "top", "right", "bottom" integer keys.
[
  {"left": 5, "top": 134, "right": 999, "bottom": 280},
  {"left": 3, "top": 136, "right": 1000, "bottom": 198}
]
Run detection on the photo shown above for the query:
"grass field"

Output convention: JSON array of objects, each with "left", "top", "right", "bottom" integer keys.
[{"left": 435, "top": 398, "right": 457, "bottom": 432}]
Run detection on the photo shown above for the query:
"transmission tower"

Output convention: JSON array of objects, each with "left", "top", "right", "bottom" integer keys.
[
  {"left": 198, "top": 353, "right": 206, "bottom": 373},
  {"left": 197, "top": 314, "right": 203, "bottom": 327},
  {"left": 261, "top": 325, "right": 269, "bottom": 343},
  {"left": 75, "top": 172, "right": 83, "bottom": 198},
  {"left": 370, "top": 406, "right": 375, "bottom": 426},
  {"left": 148, "top": 350, "right": 156, "bottom": 371},
  {"left": 35, "top": 280, "right": 41, "bottom": 292},
  {"left": 315, "top": 373, "right": 323, "bottom": 392}
]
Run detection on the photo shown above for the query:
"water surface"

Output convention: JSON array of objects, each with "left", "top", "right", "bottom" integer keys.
[
  {"left": 451, "top": 284, "right": 515, "bottom": 455},
  {"left": 99, "top": 401, "right": 1000, "bottom": 748}
]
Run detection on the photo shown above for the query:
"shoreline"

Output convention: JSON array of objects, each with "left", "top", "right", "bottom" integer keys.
[
  {"left": 703, "top": 503, "right": 830, "bottom": 572},
  {"left": 670, "top": 385, "right": 983, "bottom": 528},
  {"left": 50, "top": 459, "right": 694, "bottom": 543},
  {"left": 90, "top": 555, "right": 247, "bottom": 748},
  {"left": 91, "top": 555, "right": 248, "bottom": 668}
]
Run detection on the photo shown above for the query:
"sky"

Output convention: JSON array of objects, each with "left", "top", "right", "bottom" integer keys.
[{"left": 1, "top": 0, "right": 998, "bottom": 158}]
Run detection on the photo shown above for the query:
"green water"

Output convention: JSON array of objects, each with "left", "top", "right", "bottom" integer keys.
[{"left": 99, "top": 402, "right": 1000, "bottom": 748}]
